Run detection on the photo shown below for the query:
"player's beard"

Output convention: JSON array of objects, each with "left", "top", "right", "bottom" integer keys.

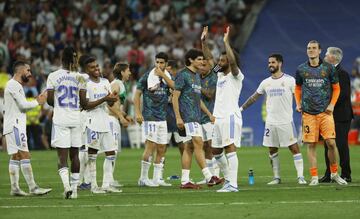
[
  {"left": 21, "top": 75, "right": 30, "bottom": 83},
  {"left": 269, "top": 66, "right": 279, "bottom": 74},
  {"left": 219, "top": 64, "right": 229, "bottom": 72}
]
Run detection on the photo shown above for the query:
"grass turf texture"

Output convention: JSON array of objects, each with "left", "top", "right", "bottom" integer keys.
[{"left": 0, "top": 146, "right": 360, "bottom": 219}]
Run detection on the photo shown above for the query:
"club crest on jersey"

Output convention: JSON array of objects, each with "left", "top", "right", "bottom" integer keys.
[
  {"left": 281, "top": 82, "right": 285, "bottom": 87},
  {"left": 304, "top": 72, "right": 309, "bottom": 78},
  {"left": 321, "top": 71, "right": 327, "bottom": 77}
]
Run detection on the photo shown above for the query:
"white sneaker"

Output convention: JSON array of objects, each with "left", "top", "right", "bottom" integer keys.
[
  {"left": 267, "top": 178, "right": 281, "bottom": 185},
  {"left": 102, "top": 186, "right": 122, "bottom": 193},
  {"left": 63, "top": 189, "right": 73, "bottom": 199},
  {"left": 196, "top": 178, "right": 207, "bottom": 185},
  {"left": 30, "top": 186, "right": 52, "bottom": 196},
  {"left": 154, "top": 179, "right": 172, "bottom": 187},
  {"left": 331, "top": 174, "right": 348, "bottom": 185},
  {"left": 138, "top": 178, "right": 159, "bottom": 187},
  {"left": 110, "top": 180, "right": 123, "bottom": 188},
  {"left": 91, "top": 187, "right": 106, "bottom": 194},
  {"left": 10, "top": 188, "right": 28, "bottom": 196},
  {"left": 297, "top": 177, "right": 307, "bottom": 185},
  {"left": 309, "top": 177, "right": 319, "bottom": 186},
  {"left": 216, "top": 181, "right": 238, "bottom": 193}
]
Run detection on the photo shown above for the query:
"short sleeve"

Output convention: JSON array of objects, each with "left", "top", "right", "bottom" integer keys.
[
  {"left": 77, "top": 73, "right": 88, "bottom": 90},
  {"left": 295, "top": 69, "right": 303, "bottom": 85},
  {"left": 46, "top": 74, "right": 55, "bottom": 90},
  {"left": 136, "top": 74, "right": 147, "bottom": 91},
  {"left": 290, "top": 77, "right": 296, "bottom": 93},
  {"left": 209, "top": 73, "right": 217, "bottom": 89},
  {"left": 174, "top": 71, "right": 186, "bottom": 91},
  {"left": 256, "top": 80, "right": 265, "bottom": 95},
  {"left": 329, "top": 65, "right": 339, "bottom": 84}
]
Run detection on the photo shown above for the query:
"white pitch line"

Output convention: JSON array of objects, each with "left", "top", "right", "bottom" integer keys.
[
  {"left": 0, "top": 184, "right": 358, "bottom": 200},
  {"left": 1, "top": 200, "right": 359, "bottom": 209}
]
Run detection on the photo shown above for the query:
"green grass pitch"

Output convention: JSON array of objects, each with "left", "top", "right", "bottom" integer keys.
[{"left": 1, "top": 146, "right": 360, "bottom": 219}]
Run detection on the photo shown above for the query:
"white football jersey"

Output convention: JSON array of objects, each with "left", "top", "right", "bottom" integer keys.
[
  {"left": 257, "top": 73, "right": 295, "bottom": 125},
  {"left": 213, "top": 68, "right": 244, "bottom": 118},
  {"left": 47, "top": 69, "right": 86, "bottom": 127},
  {"left": 86, "top": 78, "right": 112, "bottom": 132},
  {"left": 3, "top": 79, "right": 38, "bottom": 134}
]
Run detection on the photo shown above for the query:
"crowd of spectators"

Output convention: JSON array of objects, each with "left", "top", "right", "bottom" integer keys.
[{"left": 0, "top": 0, "right": 255, "bottom": 150}]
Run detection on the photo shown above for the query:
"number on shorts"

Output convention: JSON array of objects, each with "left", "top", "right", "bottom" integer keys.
[
  {"left": 304, "top": 125, "right": 310, "bottom": 134},
  {"left": 58, "top": 85, "right": 79, "bottom": 109},
  {"left": 265, "top": 128, "right": 270, "bottom": 137},
  {"left": 91, "top": 131, "right": 98, "bottom": 140},
  {"left": 149, "top": 124, "right": 156, "bottom": 132},
  {"left": 20, "top": 133, "right": 26, "bottom": 142}
]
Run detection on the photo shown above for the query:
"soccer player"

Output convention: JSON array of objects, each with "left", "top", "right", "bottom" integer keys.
[
  {"left": 107, "top": 62, "right": 133, "bottom": 188},
  {"left": 77, "top": 54, "right": 91, "bottom": 190},
  {"left": 172, "top": 48, "right": 222, "bottom": 189},
  {"left": 4, "top": 61, "right": 52, "bottom": 196},
  {"left": 196, "top": 59, "right": 220, "bottom": 185},
  {"left": 166, "top": 60, "right": 184, "bottom": 155},
  {"left": 79, "top": 56, "right": 120, "bottom": 193},
  {"left": 47, "top": 47, "right": 87, "bottom": 199},
  {"left": 240, "top": 54, "right": 306, "bottom": 185},
  {"left": 134, "top": 52, "right": 174, "bottom": 187},
  {"left": 295, "top": 40, "right": 347, "bottom": 186},
  {"left": 202, "top": 26, "right": 243, "bottom": 192}
]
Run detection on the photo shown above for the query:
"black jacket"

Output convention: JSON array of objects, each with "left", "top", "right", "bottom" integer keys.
[{"left": 333, "top": 64, "right": 353, "bottom": 122}]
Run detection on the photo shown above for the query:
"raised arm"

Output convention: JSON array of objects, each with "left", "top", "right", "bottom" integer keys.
[
  {"left": 223, "top": 26, "right": 239, "bottom": 76},
  {"left": 201, "top": 26, "right": 215, "bottom": 68},
  {"left": 240, "top": 92, "right": 262, "bottom": 111},
  {"left": 155, "top": 67, "right": 175, "bottom": 89}
]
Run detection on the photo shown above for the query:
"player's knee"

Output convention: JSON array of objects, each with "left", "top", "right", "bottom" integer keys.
[
  {"left": 288, "top": 144, "right": 299, "bottom": 154},
  {"left": 269, "top": 147, "right": 278, "bottom": 154},
  {"left": 325, "top": 139, "right": 336, "bottom": 149},
  {"left": 105, "top": 150, "right": 116, "bottom": 156},
  {"left": 212, "top": 148, "right": 223, "bottom": 155}
]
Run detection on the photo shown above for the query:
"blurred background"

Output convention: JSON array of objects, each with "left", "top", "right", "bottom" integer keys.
[{"left": 0, "top": 0, "right": 359, "bottom": 150}]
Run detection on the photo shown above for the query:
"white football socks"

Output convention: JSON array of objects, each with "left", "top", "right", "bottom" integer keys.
[
  {"left": 20, "top": 159, "right": 37, "bottom": 190},
  {"left": 9, "top": 160, "right": 20, "bottom": 190},
  {"left": 269, "top": 153, "right": 280, "bottom": 179}
]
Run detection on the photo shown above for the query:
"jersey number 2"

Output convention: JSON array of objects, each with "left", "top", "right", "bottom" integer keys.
[{"left": 58, "top": 85, "right": 78, "bottom": 109}]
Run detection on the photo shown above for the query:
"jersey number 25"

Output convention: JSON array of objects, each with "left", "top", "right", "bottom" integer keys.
[{"left": 58, "top": 85, "right": 79, "bottom": 109}]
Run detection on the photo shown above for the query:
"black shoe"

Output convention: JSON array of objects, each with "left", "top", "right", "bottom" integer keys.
[
  {"left": 319, "top": 175, "right": 331, "bottom": 183},
  {"left": 341, "top": 176, "right": 352, "bottom": 183}
]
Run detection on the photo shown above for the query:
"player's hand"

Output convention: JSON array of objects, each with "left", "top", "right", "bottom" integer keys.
[
  {"left": 201, "top": 26, "right": 208, "bottom": 41},
  {"left": 136, "top": 113, "right": 144, "bottom": 125},
  {"left": 120, "top": 117, "right": 129, "bottom": 128},
  {"left": 105, "top": 92, "right": 118, "bottom": 103},
  {"left": 154, "top": 67, "right": 165, "bottom": 78},
  {"left": 223, "top": 26, "right": 230, "bottom": 43},
  {"left": 296, "top": 104, "right": 302, "bottom": 113},
  {"left": 325, "top": 104, "right": 335, "bottom": 114},
  {"left": 36, "top": 90, "right": 47, "bottom": 105},
  {"left": 209, "top": 114, "right": 216, "bottom": 124},
  {"left": 126, "top": 115, "right": 134, "bottom": 124},
  {"left": 176, "top": 117, "right": 185, "bottom": 130}
]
